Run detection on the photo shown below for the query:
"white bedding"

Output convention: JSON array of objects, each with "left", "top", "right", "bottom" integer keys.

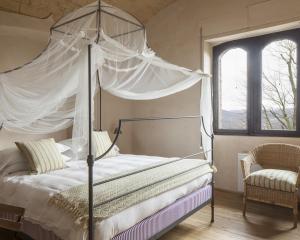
[{"left": 0, "top": 154, "right": 212, "bottom": 240}]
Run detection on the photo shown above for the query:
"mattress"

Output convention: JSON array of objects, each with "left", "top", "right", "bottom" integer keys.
[
  {"left": 0, "top": 154, "right": 212, "bottom": 240},
  {"left": 112, "top": 185, "right": 212, "bottom": 240}
]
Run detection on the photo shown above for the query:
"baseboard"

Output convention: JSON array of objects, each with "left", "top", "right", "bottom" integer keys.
[{"left": 215, "top": 187, "right": 243, "bottom": 196}]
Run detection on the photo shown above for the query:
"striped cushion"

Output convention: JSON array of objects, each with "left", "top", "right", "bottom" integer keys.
[
  {"left": 93, "top": 131, "right": 118, "bottom": 159},
  {"left": 246, "top": 169, "right": 298, "bottom": 192},
  {"left": 15, "top": 138, "right": 65, "bottom": 174}
]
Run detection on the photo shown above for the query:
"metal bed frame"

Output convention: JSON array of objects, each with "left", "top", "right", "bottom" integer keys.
[
  {"left": 0, "top": 1, "right": 215, "bottom": 239},
  {"left": 88, "top": 113, "right": 215, "bottom": 240}
]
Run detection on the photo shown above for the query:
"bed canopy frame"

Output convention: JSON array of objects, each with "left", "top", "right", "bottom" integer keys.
[{"left": 0, "top": 1, "right": 214, "bottom": 239}]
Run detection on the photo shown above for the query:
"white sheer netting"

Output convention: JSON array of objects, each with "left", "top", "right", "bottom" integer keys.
[{"left": 0, "top": 1, "right": 212, "bottom": 160}]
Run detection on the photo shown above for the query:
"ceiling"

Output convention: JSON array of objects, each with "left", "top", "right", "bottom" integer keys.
[{"left": 0, "top": 0, "right": 177, "bottom": 24}]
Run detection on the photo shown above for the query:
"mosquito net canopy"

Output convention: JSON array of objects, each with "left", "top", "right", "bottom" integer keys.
[{"left": 0, "top": 1, "right": 212, "bottom": 161}]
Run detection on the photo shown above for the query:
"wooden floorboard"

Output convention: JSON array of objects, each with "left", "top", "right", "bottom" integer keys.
[
  {"left": 0, "top": 190, "right": 299, "bottom": 240},
  {"left": 161, "top": 190, "right": 300, "bottom": 240},
  {"left": 0, "top": 228, "right": 14, "bottom": 240}
]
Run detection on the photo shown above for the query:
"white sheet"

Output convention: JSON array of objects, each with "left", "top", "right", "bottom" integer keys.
[{"left": 0, "top": 154, "right": 212, "bottom": 240}]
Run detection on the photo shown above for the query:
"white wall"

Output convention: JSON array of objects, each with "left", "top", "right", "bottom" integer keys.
[
  {"left": 141, "top": 0, "right": 300, "bottom": 191},
  {"left": 132, "top": 84, "right": 201, "bottom": 157}
]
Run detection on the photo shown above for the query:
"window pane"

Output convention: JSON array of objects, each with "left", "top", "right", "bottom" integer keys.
[
  {"left": 219, "top": 48, "right": 247, "bottom": 130},
  {"left": 261, "top": 39, "right": 297, "bottom": 131}
]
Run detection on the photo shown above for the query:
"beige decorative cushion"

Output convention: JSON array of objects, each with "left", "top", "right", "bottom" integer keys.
[
  {"left": 93, "top": 131, "right": 118, "bottom": 159},
  {"left": 246, "top": 169, "right": 298, "bottom": 192},
  {"left": 15, "top": 138, "right": 65, "bottom": 174}
]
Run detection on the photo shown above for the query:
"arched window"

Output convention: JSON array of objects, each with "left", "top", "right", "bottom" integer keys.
[
  {"left": 218, "top": 48, "right": 247, "bottom": 130},
  {"left": 213, "top": 29, "right": 300, "bottom": 136},
  {"left": 261, "top": 39, "right": 297, "bottom": 131}
]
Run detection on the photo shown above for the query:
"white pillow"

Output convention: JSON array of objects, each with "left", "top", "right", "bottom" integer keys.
[
  {"left": 58, "top": 137, "right": 120, "bottom": 160},
  {"left": 58, "top": 139, "right": 83, "bottom": 160},
  {"left": 0, "top": 147, "right": 29, "bottom": 177},
  {"left": 58, "top": 139, "right": 73, "bottom": 148},
  {"left": 113, "top": 144, "right": 120, "bottom": 154},
  {"left": 61, "top": 154, "right": 71, "bottom": 162},
  {"left": 56, "top": 142, "right": 71, "bottom": 153}
]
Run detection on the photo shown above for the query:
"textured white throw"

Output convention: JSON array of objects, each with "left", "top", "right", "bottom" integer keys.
[{"left": 49, "top": 159, "right": 213, "bottom": 227}]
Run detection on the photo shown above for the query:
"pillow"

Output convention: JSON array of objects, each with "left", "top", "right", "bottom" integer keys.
[
  {"left": 15, "top": 138, "right": 65, "bottom": 174},
  {"left": 61, "top": 154, "right": 71, "bottom": 162},
  {"left": 58, "top": 137, "right": 120, "bottom": 160},
  {"left": 0, "top": 147, "right": 29, "bottom": 177},
  {"left": 93, "top": 131, "right": 118, "bottom": 159},
  {"left": 58, "top": 138, "right": 73, "bottom": 149},
  {"left": 58, "top": 138, "right": 84, "bottom": 160},
  {"left": 56, "top": 142, "right": 71, "bottom": 153},
  {"left": 113, "top": 144, "right": 120, "bottom": 154}
]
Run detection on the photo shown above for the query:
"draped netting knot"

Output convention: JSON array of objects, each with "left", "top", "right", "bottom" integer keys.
[{"left": 142, "top": 48, "right": 155, "bottom": 58}]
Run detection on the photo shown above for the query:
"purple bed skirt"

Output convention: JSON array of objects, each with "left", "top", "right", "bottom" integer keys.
[
  {"left": 3, "top": 184, "right": 212, "bottom": 240},
  {"left": 112, "top": 184, "right": 212, "bottom": 240}
]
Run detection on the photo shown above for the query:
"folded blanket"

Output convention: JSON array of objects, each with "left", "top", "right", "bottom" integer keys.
[{"left": 49, "top": 158, "right": 214, "bottom": 227}]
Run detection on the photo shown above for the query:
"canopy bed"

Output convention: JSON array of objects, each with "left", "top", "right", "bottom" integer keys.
[{"left": 0, "top": 1, "right": 214, "bottom": 240}]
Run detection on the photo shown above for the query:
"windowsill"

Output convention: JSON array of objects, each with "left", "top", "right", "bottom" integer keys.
[{"left": 214, "top": 132, "right": 300, "bottom": 138}]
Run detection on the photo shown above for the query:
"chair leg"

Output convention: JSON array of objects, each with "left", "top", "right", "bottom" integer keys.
[
  {"left": 242, "top": 184, "right": 248, "bottom": 217},
  {"left": 13, "top": 232, "right": 25, "bottom": 240},
  {"left": 13, "top": 232, "right": 20, "bottom": 240},
  {"left": 293, "top": 200, "right": 298, "bottom": 228},
  {"left": 243, "top": 194, "right": 247, "bottom": 216},
  {"left": 211, "top": 200, "right": 215, "bottom": 223}
]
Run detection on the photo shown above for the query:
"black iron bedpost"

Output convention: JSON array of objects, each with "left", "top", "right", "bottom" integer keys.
[
  {"left": 210, "top": 77, "right": 215, "bottom": 224},
  {"left": 211, "top": 133, "right": 215, "bottom": 223},
  {"left": 88, "top": 2, "right": 101, "bottom": 239},
  {"left": 99, "top": 87, "right": 102, "bottom": 131},
  {"left": 96, "top": 0, "right": 102, "bottom": 131},
  {"left": 96, "top": 0, "right": 101, "bottom": 43},
  {"left": 87, "top": 44, "right": 94, "bottom": 240},
  {"left": 200, "top": 115, "right": 215, "bottom": 223},
  {"left": 96, "top": 69, "right": 102, "bottom": 131},
  {"left": 96, "top": 70, "right": 102, "bottom": 131}
]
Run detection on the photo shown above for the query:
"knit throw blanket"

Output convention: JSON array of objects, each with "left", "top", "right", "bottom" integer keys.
[{"left": 48, "top": 159, "right": 213, "bottom": 227}]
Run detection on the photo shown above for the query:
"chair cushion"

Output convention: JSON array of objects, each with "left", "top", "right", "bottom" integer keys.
[{"left": 245, "top": 169, "right": 298, "bottom": 192}]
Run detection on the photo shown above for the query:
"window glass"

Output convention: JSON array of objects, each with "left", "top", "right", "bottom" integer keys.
[
  {"left": 219, "top": 48, "right": 247, "bottom": 130},
  {"left": 261, "top": 39, "right": 297, "bottom": 131}
]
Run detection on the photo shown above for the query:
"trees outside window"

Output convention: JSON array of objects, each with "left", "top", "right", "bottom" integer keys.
[{"left": 262, "top": 40, "right": 297, "bottom": 131}]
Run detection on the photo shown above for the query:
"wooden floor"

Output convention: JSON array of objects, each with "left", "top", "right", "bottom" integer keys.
[
  {"left": 161, "top": 190, "right": 300, "bottom": 240},
  {"left": 0, "top": 190, "right": 299, "bottom": 240}
]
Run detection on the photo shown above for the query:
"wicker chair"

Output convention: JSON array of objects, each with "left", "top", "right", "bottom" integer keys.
[{"left": 241, "top": 143, "right": 300, "bottom": 228}]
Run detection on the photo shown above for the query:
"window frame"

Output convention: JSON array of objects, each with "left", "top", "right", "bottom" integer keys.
[{"left": 213, "top": 28, "right": 300, "bottom": 137}]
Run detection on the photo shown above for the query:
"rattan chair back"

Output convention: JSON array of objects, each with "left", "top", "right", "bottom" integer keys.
[{"left": 251, "top": 143, "right": 300, "bottom": 172}]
